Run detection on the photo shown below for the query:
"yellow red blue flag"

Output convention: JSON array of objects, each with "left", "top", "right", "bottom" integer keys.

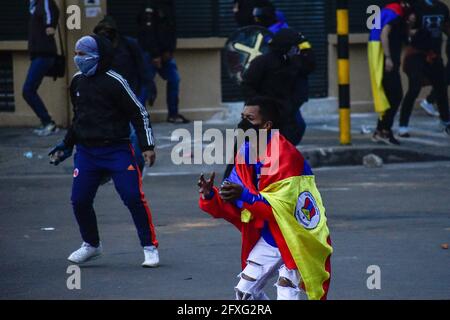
[
  {"left": 368, "top": 3, "right": 404, "bottom": 115},
  {"left": 261, "top": 175, "right": 332, "bottom": 300}
]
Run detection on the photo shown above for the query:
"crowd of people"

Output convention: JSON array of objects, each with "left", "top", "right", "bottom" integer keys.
[
  {"left": 25, "top": 0, "right": 330, "bottom": 301},
  {"left": 24, "top": 0, "right": 189, "bottom": 139},
  {"left": 369, "top": 0, "right": 450, "bottom": 145},
  {"left": 21, "top": 0, "right": 450, "bottom": 301}
]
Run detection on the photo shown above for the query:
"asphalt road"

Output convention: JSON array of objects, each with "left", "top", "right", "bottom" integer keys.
[{"left": 1, "top": 161, "right": 449, "bottom": 299}]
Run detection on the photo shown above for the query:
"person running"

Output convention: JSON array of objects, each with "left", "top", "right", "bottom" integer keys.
[
  {"left": 368, "top": 0, "right": 412, "bottom": 145},
  {"left": 23, "top": 0, "right": 60, "bottom": 136},
  {"left": 198, "top": 96, "right": 332, "bottom": 300},
  {"left": 48, "top": 35, "right": 159, "bottom": 267}
]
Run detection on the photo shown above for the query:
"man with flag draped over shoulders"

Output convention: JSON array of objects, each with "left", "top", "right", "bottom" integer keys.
[
  {"left": 368, "top": 0, "right": 413, "bottom": 145},
  {"left": 197, "top": 96, "right": 332, "bottom": 300}
]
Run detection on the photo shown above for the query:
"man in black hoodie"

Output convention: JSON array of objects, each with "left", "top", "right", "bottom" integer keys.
[
  {"left": 94, "top": 16, "right": 151, "bottom": 172},
  {"left": 137, "top": 0, "right": 189, "bottom": 123},
  {"left": 241, "top": 28, "right": 315, "bottom": 146},
  {"left": 49, "top": 35, "right": 159, "bottom": 268},
  {"left": 24, "top": 0, "right": 60, "bottom": 136},
  {"left": 233, "top": 0, "right": 274, "bottom": 27}
]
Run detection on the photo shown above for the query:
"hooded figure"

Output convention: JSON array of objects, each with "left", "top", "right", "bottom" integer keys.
[
  {"left": 241, "top": 28, "right": 315, "bottom": 145},
  {"left": 73, "top": 35, "right": 114, "bottom": 77},
  {"left": 253, "top": 5, "right": 277, "bottom": 28},
  {"left": 74, "top": 36, "right": 101, "bottom": 77},
  {"left": 94, "top": 16, "right": 148, "bottom": 95},
  {"left": 233, "top": 0, "right": 274, "bottom": 27},
  {"left": 49, "top": 35, "right": 160, "bottom": 268}
]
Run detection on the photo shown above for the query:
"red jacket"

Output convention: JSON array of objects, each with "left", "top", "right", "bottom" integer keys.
[{"left": 199, "top": 133, "right": 306, "bottom": 270}]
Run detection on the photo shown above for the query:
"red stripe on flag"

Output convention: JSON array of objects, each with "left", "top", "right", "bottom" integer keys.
[{"left": 320, "top": 236, "right": 332, "bottom": 300}]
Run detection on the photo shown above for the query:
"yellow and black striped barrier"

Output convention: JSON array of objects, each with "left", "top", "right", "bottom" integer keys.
[{"left": 337, "top": 0, "right": 351, "bottom": 145}]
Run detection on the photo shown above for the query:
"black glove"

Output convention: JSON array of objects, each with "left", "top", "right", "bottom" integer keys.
[{"left": 48, "top": 142, "right": 73, "bottom": 166}]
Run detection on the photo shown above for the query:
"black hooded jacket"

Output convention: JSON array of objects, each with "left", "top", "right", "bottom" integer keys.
[
  {"left": 94, "top": 16, "right": 147, "bottom": 94},
  {"left": 64, "top": 35, "right": 155, "bottom": 151},
  {"left": 137, "top": 0, "right": 177, "bottom": 57},
  {"left": 28, "top": 0, "right": 60, "bottom": 59},
  {"left": 241, "top": 28, "right": 315, "bottom": 116},
  {"left": 233, "top": 0, "right": 274, "bottom": 27}
]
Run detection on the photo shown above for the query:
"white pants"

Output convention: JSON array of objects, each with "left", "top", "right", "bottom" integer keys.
[{"left": 235, "top": 237, "right": 302, "bottom": 300}]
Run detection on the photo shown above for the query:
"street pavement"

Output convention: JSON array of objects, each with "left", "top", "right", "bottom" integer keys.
[{"left": 0, "top": 112, "right": 449, "bottom": 299}]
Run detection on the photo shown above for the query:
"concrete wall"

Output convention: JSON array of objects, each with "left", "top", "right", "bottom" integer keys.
[{"left": 0, "top": 41, "right": 68, "bottom": 127}]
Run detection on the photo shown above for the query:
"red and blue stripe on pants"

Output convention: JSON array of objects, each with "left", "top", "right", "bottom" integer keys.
[{"left": 71, "top": 143, "right": 158, "bottom": 248}]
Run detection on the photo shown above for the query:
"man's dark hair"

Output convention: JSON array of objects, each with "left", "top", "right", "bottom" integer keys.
[{"left": 245, "top": 96, "right": 282, "bottom": 129}]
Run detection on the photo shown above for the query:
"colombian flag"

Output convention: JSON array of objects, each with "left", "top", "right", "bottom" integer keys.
[
  {"left": 260, "top": 175, "right": 332, "bottom": 300},
  {"left": 368, "top": 3, "right": 404, "bottom": 115},
  {"left": 235, "top": 133, "right": 332, "bottom": 300}
]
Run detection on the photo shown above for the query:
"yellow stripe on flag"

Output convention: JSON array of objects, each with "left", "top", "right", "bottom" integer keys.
[
  {"left": 261, "top": 176, "right": 333, "bottom": 300},
  {"left": 368, "top": 42, "right": 391, "bottom": 115}
]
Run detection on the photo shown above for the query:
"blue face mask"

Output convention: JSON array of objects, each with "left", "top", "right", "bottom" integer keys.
[{"left": 74, "top": 54, "right": 99, "bottom": 77}]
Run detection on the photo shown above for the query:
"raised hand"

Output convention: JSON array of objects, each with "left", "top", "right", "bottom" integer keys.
[{"left": 198, "top": 172, "right": 216, "bottom": 199}]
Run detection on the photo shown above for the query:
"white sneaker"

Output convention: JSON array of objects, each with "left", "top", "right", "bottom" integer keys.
[
  {"left": 34, "top": 122, "right": 59, "bottom": 136},
  {"left": 420, "top": 100, "right": 439, "bottom": 117},
  {"left": 67, "top": 242, "right": 102, "bottom": 264},
  {"left": 398, "top": 126, "right": 410, "bottom": 138},
  {"left": 142, "top": 246, "right": 159, "bottom": 268}
]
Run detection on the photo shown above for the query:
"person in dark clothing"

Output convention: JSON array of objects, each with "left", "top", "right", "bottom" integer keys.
[
  {"left": 48, "top": 35, "right": 159, "bottom": 268},
  {"left": 137, "top": 0, "right": 189, "bottom": 123},
  {"left": 369, "top": 1, "right": 412, "bottom": 145},
  {"left": 399, "top": 0, "right": 450, "bottom": 137},
  {"left": 94, "top": 16, "right": 150, "bottom": 172},
  {"left": 94, "top": 16, "right": 147, "bottom": 97},
  {"left": 420, "top": 38, "right": 450, "bottom": 116},
  {"left": 24, "top": 0, "right": 60, "bottom": 136},
  {"left": 252, "top": 7, "right": 310, "bottom": 143},
  {"left": 233, "top": 0, "right": 274, "bottom": 27},
  {"left": 241, "top": 28, "right": 315, "bottom": 146}
]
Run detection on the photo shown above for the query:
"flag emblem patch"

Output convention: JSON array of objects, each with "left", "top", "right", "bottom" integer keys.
[{"left": 295, "top": 192, "right": 321, "bottom": 230}]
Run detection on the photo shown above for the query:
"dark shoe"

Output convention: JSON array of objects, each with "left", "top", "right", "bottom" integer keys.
[
  {"left": 398, "top": 127, "right": 410, "bottom": 138},
  {"left": 372, "top": 130, "right": 400, "bottom": 145},
  {"left": 386, "top": 131, "right": 400, "bottom": 145},
  {"left": 445, "top": 125, "right": 450, "bottom": 137},
  {"left": 371, "top": 130, "right": 382, "bottom": 143},
  {"left": 167, "top": 114, "right": 190, "bottom": 124}
]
